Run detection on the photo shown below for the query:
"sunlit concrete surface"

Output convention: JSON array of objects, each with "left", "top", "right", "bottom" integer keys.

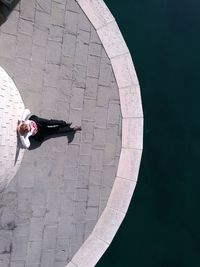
[
  {"left": 0, "top": 0, "right": 124, "bottom": 266},
  {"left": 0, "top": 66, "right": 24, "bottom": 193}
]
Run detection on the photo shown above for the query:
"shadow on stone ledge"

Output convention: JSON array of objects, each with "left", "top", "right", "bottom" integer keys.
[{"left": 0, "top": 0, "right": 20, "bottom": 26}]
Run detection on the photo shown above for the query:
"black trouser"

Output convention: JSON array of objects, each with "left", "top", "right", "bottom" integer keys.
[{"left": 29, "top": 115, "right": 74, "bottom": 143}]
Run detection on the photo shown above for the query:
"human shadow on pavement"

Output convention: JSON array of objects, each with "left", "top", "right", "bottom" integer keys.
[
  {"left": 14, "top": 133, "right": 24, "bottom": 166},
  {"left": 28, "top": 131, "right": 76, "bottom": 151},
  {"left": 0, "top": 0, "right": 20, "bottom": 26}
]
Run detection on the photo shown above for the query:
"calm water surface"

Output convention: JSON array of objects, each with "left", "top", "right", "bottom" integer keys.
[{"left": 97, "top": 0, "right": 200, "bottom": 266}]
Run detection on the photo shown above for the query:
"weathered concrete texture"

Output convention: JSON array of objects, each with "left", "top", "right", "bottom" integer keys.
[
  {"left": 0, "top": 67, "right": 25, "bottom": 193},
  {"left": 0, "top": 0, "right": 122, "bottom": 266},
  {"left": 66, "top": 1, "right": 143, "bottom": 266}
]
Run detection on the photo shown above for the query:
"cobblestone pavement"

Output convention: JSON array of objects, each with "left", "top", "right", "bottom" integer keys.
[{"left": 0, "top": 0, "right": 122, "bottom": 266}]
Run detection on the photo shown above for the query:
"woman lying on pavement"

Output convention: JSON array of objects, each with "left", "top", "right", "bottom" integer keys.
[{"left": 17, "top": 109, "right": 81, "bottom": 149}]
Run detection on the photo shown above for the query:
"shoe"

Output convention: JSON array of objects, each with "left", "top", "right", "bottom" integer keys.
[
  {"left": 73, "top": 126, "right": 81, "bottom": 131},
  {"left": 66, "top": 122, "right": 72, "bottom": 126}
]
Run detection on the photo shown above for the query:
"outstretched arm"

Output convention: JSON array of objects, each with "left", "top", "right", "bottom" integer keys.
[
  {"left": 19, "top": 134, "right": 30, "bottom": 149},
  {"left": 21, "top": 109, "right": 31, "bottom": 121}
]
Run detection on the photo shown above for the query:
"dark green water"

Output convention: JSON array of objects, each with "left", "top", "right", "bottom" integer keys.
[{"left": 97, "top": 1, "right": 200, "bottom": 266}]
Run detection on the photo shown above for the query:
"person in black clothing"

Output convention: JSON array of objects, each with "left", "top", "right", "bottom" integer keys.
[{"left": 17, "top": 109, "right": 81, "bottom": 149}]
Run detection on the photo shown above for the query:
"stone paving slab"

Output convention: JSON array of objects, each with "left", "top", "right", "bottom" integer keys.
[{"left": 0, "top": 0, "right": 122, "bottom": 266}]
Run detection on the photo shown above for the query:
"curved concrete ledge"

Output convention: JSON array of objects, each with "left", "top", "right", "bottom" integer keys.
[
  {"left": 66, "top": 1, "right": 143, "bottom": 266},
  {"left": 0, "top": 66, "right": 25, "bottom": 192}
]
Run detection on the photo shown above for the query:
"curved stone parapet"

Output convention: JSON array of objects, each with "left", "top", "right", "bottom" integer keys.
[
  {"left": 0, "top": 66, "right": 25, "bottom": 192},
  {"left": 66, "top": 1, "right": 143, "bottom": 266},
  {"left": 0, "top": 0, "right": 143, "bottom": 266}
]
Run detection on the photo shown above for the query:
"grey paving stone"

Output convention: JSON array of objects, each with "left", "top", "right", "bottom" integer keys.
[
  {"left": 0, "top": 0, "right": 123, "bottom": 265},
  {"left": 35, "top": 11, "right": 50, "bottom": 30},
  {"left": 97, "top": 85, "right": 111, "bottom": 108},
  {"left": 48, "top": 25, "right": 64, "bottom": 43},
  {"left": 89, "top": 170, "right": 102, "bottom": 186},
  {"left": 74, "top": 201, "right": 87, "bottom": 222},
  {"left": 32, "top": 205, "right": 46, "bottom": 218},
  {"left": 14, "top": 58, "right": 31, "bottom": 86},
  {"left": 1, "top": 10, "right": 19, "bottom": 35},
  {"left": 61, "top": 179, "right": 76, "bottom": 193},
  {"left": 78, "top": 155, "right": 91, "bottom": 166},
  {"left": 89, "top": 43, "right": 102, "bottom": 57},
  {"left": 66, "top": 0, "right": 80, "bottom": 13},
  {"left": 0, "top": 230, "right": 12, "bottom": 253},
  {"left": 20, "top": 0, "right": 35, "bottom": 21},
  {"left": 0, "top": 58, "right": 15, "bottom": 78},
  {"left": 58, "top": 215, "right": 75, "bottom": 237},
  {"left": 36, "top": 0, "right": 52, "bottom": 14},
  {"left": 98, "top": 200, "right": 107, "bottom": 216},
  {"left": 107, "top": 102, "right": 121, "bottom": 125},
  {"left": 85, "top": 77, "right": 98, "bottom": 99},
  {"left": 13, "top": 223, "right": 29, "bottom": 238},
  {"left": 87, "top": 185, "right": 100, "bottom": 206},
  {"left": 81, "top": 120, "right": 94, "bottom": 143},
  {"left": 0, "top": 33, "right": 16, "bottom": 59},
  {"left": 55, "top": 249, "right": 68, "bottom": 263},
  {"left": 77, "top": 29, "right": 90, "bottom": 44},
  {"left": 33, "top": 28, "right": 48, "bottom": 47},
  {"left": 86, "top": 207, "right": 99, "bottom": 220},
  {"left": 77, "top": 165, "right": 90, "bottom": 188},
  {"left": 29, "top": 218, "right": 44, "bottom": 241},
  {"left": 80, "top": 143, "right": 92, "bottom": 155},
  {"left": 65, "top": 10, "right": 78, "bottom": 35},
  {"left": 63, "top": 166, "right": 77, "bottom": 180},
  {"left": 54, "top": 0, "right": 67, "bottom": 5},
  {"left": 110, "top": 80, "right": 120, "bottom": 100},
  {"left": 51, "top": 1, "right": 65, "bottom": 26},
  {"left": 82, "top": 99, "right": 96, "bottom": 121},
  {"left": 0, "top": 254, "right": 10, "bottom": 267},
  {"left": 60, "top": 192, "right": 74, "bottom": 214},
  {"left": 41, "top": 250, "right": 55, "bottom": 267},
  {"left": 54, "top": 261, "right": 68, "bottom": 267},
  {"left": 63, "top": 33, "right": 76, "bottom": 57},
  {"left": 56, "top": 237, "right": 70, "bottom": 252},
  {"left": 104, "top": 143, "right": 116, "bottom": 165},
  {"left": 10, "top": 262, "right": 25, "bottom": 267},
  {"left": 95, "top": 107, "right": 107, "bottom": 128},
  {"left": 90, "top": 27, "right": 101, "bottom": 44},
  {"left": 60, "top": 58, "right": 74, "bottom": 80},
  {"left": 75, "top": 40, "right": 89, "bottom": 66},
  {"left": 43, "top": 226, "right": 57, "bottom": 249},
  {"left": 11, "top": 236, "right": 28, "bottom": 261},
  {"left": 46, "top": 41, "right": 62, "bottom": 64},
  {"left": 87, "top": 55, "right": 101, "bottom": 78},
  {"left": 26, "top": 240, "right": 42, "bottom": 264},
  {"left": 106, "top": 125, "right": 118, "bottom": 144},
  {"left": 71, "top": 87, "right": 84, "bottom": 109},
  {"left": 44, "top": 210, "right": 59, "bottom": 227},
  {"left": 102, "top": 166, "right": 116, "bottom": 187},
  {"left": 100, "top": 186, "right": 112, "bottom": 202},
  {"left": 78, "top": 12, "right": 91, "bottom": 32},
  {"left": 99, "top": 62, "right": 112, "bottom": 87},
  {"left": 44, "top": 64, "right": 60, "bottom": 87},
  {"left": 69, "top": 108, "right": 82, "bottom": 125},
  {"left": 75, "top": 188, "right": 88, "bottom": 201},
  {"left": 30, "top": 67, "right": 44, "bottom": 90},
  {"left": 18, "top": 19, "right": 34, "bottom": 36},
  {"left": 91, "top": 149, "right": 104, "bottom": 171},
  {"left": 72, "top": 64, "right": 87, "bottom": 88},
  {"left": 93, "top": 128, "right": 106, "bottom": 148}
]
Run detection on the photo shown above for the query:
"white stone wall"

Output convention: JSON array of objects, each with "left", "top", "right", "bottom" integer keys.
[{"left": 0, "top": 66, "right": 24, "bottom": 192}]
